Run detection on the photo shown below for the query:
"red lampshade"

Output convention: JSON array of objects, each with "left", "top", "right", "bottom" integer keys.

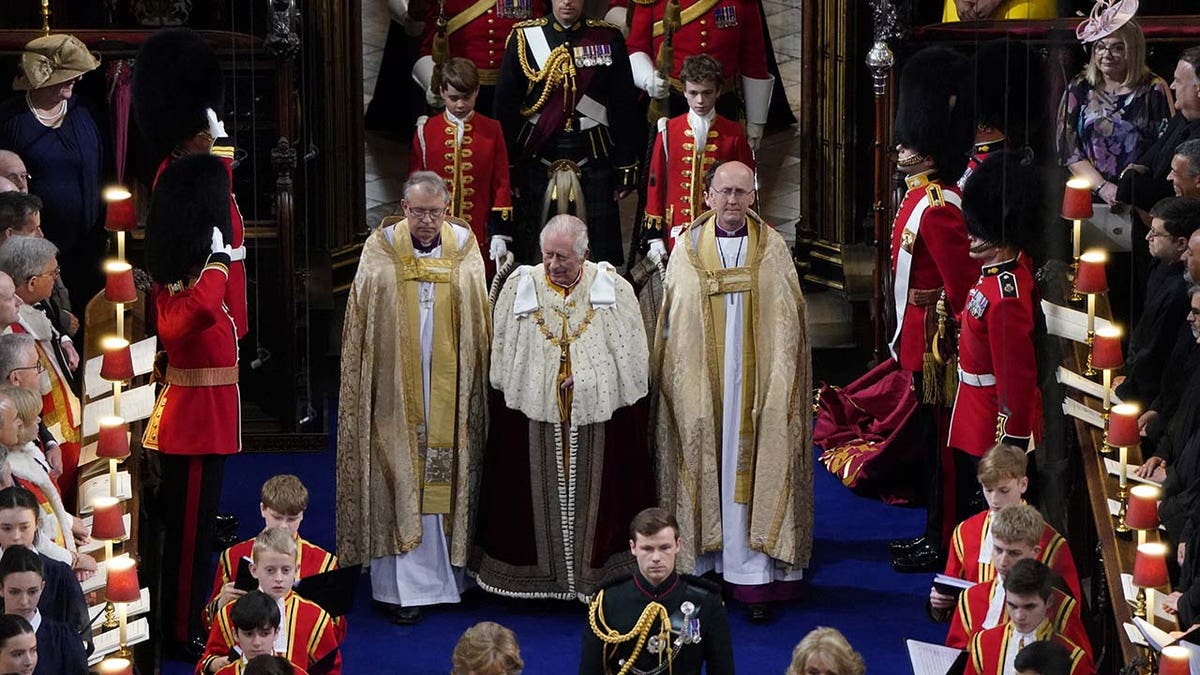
[
  {"left": 1076, "top": 250, "right": 1108, "bottom": 294},
  {"left": 96, "top": 416, "right": 130, "bottom": 459},
  {"left": 1127, "top": 484, "right": 1162, "bottom": 531},
  {"left": 105, "top": 556, "right": 140, "bottom": 603},
  {"left": 100, "top": 337, "right": 134, "bottom": 382},
  {"left": 97, "top": 658, "right": 133, "bottom": 675},
  {"left": 1108, "top": 404, "right": 1141, "bottom": 447},
  {"left": 90, "top": 497, "right": 125, "bottom": 541},
  {"left": 1062, "top": 177, "right": 1094, "bottom": 220},
  {"left": 1092, "top": 326, "right": 1124, "bottom": 370},
  {"left": 103, "top": 261, "right": 137, "bottom": 304},
  {"left": 103, "top": 186, "right": 136, "bottom": 232},
  {"left": 1160, "top": 645, "right": 1191, "bottom": 675},
  {"left": 1133, "top": 542, "right": 1170, "bottom": 588}
]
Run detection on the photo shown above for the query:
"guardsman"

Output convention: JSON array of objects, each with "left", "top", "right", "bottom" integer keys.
[
  {"left": 958, "top": 39, "right": 1043, "bottom": 190},
  {"left": 643, "top": 54, "right": 753, "bottom": 257},
  {"left": 579, "top": 508, "right": 734, "bottom": 675},
  {"left": 947, "top": 151, "right": 1042, "bottom": 514},
  {"left": 132, "top": 28, "right": 249, "bottom": 341},
  {"left": 494, "top": 0, "right": 640, "bottom": 265},
  {"left": 410, "top": 57, "right": 514, "bottom": 272},
  {"left": 887, "top": 46, "right": 979, "bottom": 574},
  {"left": 412, "top": 0, "right": 548, "bottom": 114},
  {"left": 627, "top": 0, "right": 772, "bottom": 148}
]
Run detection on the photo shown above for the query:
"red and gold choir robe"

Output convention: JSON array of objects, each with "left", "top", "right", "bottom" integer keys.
[
  {"left": 204, "top": 537, "right": 339, "bottom": 628},
  {"left": 627, "top": 0, "right": 768, "bottom": 90},
  {"left": 216, "top": 659, "right": 308, "bottom": 675},
  {"left": 644, "top": 112, "right": 753, "bottom": 250},
  {"left": 409, "top": 111, "right": 513, "bottom": 252},
  {"left": 142, "top": 256, "right": 240, "bottom": 457},
  {"left": 418, "top": 0, "right": 546, "bottom": 86},
  {"left": 945, "top": 509, "right": 1082, "bottom": 600},
  {"left": 947, "top": 578, "right": 1090, "bottom": 657},
  {"left": 888, "top": 171, "right": 977, "bottom": 372},
  {"left": 948, "top": 255, "right": 1040, "bottom": 456},
  {"left": 155, "top": 136, "right": 248, "bottom": 339},
  {"left": 966, "top": 621, "right": 1094, "bottom": 675},
  {"left": 200, "top": 592, "right": 341, "bottom": 675}
]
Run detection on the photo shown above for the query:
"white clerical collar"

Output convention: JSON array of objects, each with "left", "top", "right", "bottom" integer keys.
[
  {"left": 688, "top": 109, "right": 715, "bottom": 140},
  {"left": 273, "top": 595, "right": 288, "bottom": 654}
]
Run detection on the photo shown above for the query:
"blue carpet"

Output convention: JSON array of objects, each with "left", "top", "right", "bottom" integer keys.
[{"left": 161, "top": 446, "right": 946, "bottom": 674}]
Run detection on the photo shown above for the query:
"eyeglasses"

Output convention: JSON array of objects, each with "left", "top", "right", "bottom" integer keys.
[
  {"left": 709, "top": 187, "right": 753, "bottom": 200},
  {"left": 9, "top": 363, "right": 44, "bottom": 375},
  {"left": 28, "top": 267, "right": 59, "bottom": 281},
  {"left": 1093, "top": 42, "right": 1126, "bottom": 56},
  {"left": 406, "top": 207, "right": 445, "bottom": 221}
]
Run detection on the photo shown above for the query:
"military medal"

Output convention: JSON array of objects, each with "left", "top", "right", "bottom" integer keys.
[
  {"left": 496, "top": 0, "right": 530, "bottom": 19},
  {"left": 714, "top": 5, "right": 738, "bottom": 28},
  {"left": 681, "top": 601, "right": 702, "bottom": 644},
  {"left": 967, "top": 288, "right": 989, "bottom": 318}
]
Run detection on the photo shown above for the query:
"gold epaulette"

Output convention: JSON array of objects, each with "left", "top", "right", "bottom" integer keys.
[
  {"left": 506, "top": 17, "right": 546, "bottom": 48},
  {"left": 631, "top": 0, "right": 656, "bottom": 5},
  {"left": 512, "top": 17, "right": 548, "bottom": 28},
  {"left": 925, "top": 183, "right": 945, "bottom": 208},
  {"left": 585, "top": 18, "right": 620, "bottom": 29}
]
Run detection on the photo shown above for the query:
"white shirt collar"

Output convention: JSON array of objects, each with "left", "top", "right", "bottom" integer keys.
[
  {"left": 687, "top": 109, "right": 716, "bottom": 141},
  {"left": 28, "top": 609, "right": 40, "bottom": 633}
]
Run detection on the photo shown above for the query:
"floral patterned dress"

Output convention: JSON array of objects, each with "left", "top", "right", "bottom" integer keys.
[{"left": 1056, "top": 73, "right": 1172, "bottom": 183}]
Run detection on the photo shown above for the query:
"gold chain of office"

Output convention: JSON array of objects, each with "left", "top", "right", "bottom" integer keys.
[
  {"left": 588, "top": 590, "right": 673, "bottom": 675},
  {"left": 531, "top": 307, "right": 595, "bottom": 359}
]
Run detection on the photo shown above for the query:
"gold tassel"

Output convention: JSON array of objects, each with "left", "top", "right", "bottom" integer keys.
[
  {"left": 922, "top": 352, "right": 939, "bottom": 404},
  {"left": 943, "top": 354, "right": 958, "bottom": 405}
]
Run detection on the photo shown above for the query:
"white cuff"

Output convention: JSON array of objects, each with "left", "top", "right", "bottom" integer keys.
[
  {"left": 742, "top": 76, "right": 775, "bottom": 126},
  {"left": 229, "top": 245, "right": 247, "bottom": 262},
  {"left": 629, "top": 51, "right": 656, "bottom": 94},
  {"left": 413, "top": 55, "right": 435, "bottom": 93}
]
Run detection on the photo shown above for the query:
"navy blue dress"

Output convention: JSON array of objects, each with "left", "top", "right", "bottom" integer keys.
[
  {"left": 34, "top": 615, "right": 87, "bottom": 675},
  {"left": 36, "top": 553, "right": 89, "bottom": 645}
]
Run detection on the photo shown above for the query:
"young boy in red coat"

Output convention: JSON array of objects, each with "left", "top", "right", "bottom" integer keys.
[{"left": 212, "top": 591, "right": 309, "bottom": 675}]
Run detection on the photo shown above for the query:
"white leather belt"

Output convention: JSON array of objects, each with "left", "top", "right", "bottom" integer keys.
[
  {"left": 958, "top": 367, "right": 996, "bottom": 387},
  {"left": 229, "top": 245, "right": 247, "bottom": 262}
]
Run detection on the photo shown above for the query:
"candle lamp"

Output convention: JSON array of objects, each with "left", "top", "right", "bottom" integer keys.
[
  {"left": 1127, "top": 484, "right": 1161, "bottom": 547},
  {"left": 1092, "top": 326, "right": 1124, "bottom": 452},
  {"left": 104, "top": 260, "right": 136, "bottom": 343},
  {"left": 100, "top": 337, "right": 134, "bottom": 411},
  {"left": 91, "top": 496, "right": 125, "bottom": 629},
  {"left": 1160, "top": 645, "right": 1190, "bottom": 675},
  {"left": 1109, "top": 403, "right": 1140, "bottom": 532},
  {"left": 97, "top": 657, "right": 133, "bottom": 675},
  {"left": 1133, "top": 542, "right": 1169, "bottom": 621},
  {"left": 105, "top": 556, "right": 139, "bottom": 659},
  {"left": 1076, "top": 250, "right": 1108, "bottom": 374},
  {"left": 103, "top": 185, "right": 136, "bottom": 262},
  {"left": 97, "top": 416, "right": 129, "bottom": 502},
  {"left": 1062, "top": 177, "right": 1093, "bottom": 301}
]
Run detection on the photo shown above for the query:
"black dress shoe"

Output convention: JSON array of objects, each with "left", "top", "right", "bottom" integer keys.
[
  {"left": 388, "top": 605, "right": 422, "bottom": 625},
  {"left": 888, "top": 535, "right": 928, "bottom": 555},
  {"left": 891, "top": 544, "right": 945, "bottom": 573},
  {"left": 746, "top": 604, "right": 772, "bottom": 624}
]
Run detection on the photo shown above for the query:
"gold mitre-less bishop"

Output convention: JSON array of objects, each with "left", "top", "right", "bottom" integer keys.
[
  {"left": 335, "top": 215, "right": 490, "bottom": 567},
  {"left": 652, "top": 208, "right": 814, "bottom": 576}
]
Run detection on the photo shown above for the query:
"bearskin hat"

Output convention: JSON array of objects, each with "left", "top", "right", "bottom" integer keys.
[
  {"left": 974, "top": 39, "right": 1045, "bottom": 150},
  {"left": 962, "top": 151, "right": 1045, "bottom": 254},
  {"left": 145, "top": 154, "right": 231, "bottom": 286},
  {"left": 131, "top": 28, "right": 224, "bottom": 160},
  {"left": 894, "top": 46, "right": 974, "bottom": 184}
]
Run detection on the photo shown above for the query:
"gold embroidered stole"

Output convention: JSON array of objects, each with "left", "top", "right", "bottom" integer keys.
[
  {"left": 393, "top": 221, "right": 462, "bottom": 514},
  {"left": 695, "top": 217, "right": 759, "bottom": 503}
]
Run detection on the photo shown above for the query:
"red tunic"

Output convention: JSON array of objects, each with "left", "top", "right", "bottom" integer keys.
[
  {"left": 627, "top": 0, "right": 768, "bottom": 86},
  {"left": 888, "top": 172, "right": 978, "bottom": 372},
  {"left": 966, "top": 622, "right": 1094, "bottom": 675},
  {"left": 200, "top": 592, "right": 341, "bottom": 675},
  {"left": 408, "top": 111, "right": 513, "bottom": 246},
  {"left": 645, "top": 113, "right": 753, "bottom": 249},
  {"left": 142, "top": 256, "right": 240, "bottom": 457},
  {"left": 945, "top": 510, "right": 1082, "bottom": 600},
  {"left": 948, "top": 255, "right": 1040, "bottom": 457},
  {"left": 204, "top": 537, "right": 339, "bottom": 629},
  {"left": 418, "top": 0, "right": 546, "bottom": 85},
  {"left": 215, "top": 660, "right": 308, "bottom": 675},
  {"left": 947, "top": 578, "right": 1090, "bottom": 657},
  {"left": 154, "top": 137, "right": 248, "bottom": 339}
]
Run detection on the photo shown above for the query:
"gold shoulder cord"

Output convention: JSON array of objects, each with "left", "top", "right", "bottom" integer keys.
[
  {"left": 515, "top": 28, "right": 578, "bottom": 118},
  {"left": 588, "top": 590, "right": 673, "bottom": 675}
]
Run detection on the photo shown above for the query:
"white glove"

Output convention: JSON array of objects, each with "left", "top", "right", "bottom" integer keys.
[
  {"left": 603, "top": 6, "right": 629, "bottom": 35},
  {"left": 630, "top": 51, "right": 668, "bottom": 99},
  {"left": 746, "top": 122, "right": 764, "bottom": 152},
  {"left": 646, "top": 73, "right": 668, "bottom": 99},
  {"left": 489, "top": 236, "right": 509, "bottom": 262},
  {"left": 205, "top": 108, "right": 226, "bottom": 140},
  {"left": 387, "top": 0, "right": 408, "bottom": 23},
  {"left": 426, "top": 86, "right": 441, "bottom": 107},
  {"left": 646, "top": 239, "right": 666, "bottom": 264},
  {"left": 211, "top": 227, "right": 232, "bottom": 257}
]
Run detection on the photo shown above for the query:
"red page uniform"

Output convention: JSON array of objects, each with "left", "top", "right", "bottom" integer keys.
[
  {"left": 199, "top": 592, "right": 341, "bottom": 675},
  {"left": 945, "top": 510, "right": 1081, "bottom": 600},
  {"left": 946, "top": 578, "right": 1090, "bottom": 656},
  {"left": 645, "top": 112, "right": 753, "bottom": 250},
  {"left": 204, "top": 537, "right": 338, "bottom": 629},
  {"left": 966, "top": 622, "right": 1094, "bottom": 675}
]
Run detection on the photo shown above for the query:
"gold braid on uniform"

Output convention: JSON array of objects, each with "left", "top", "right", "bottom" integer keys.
[
  {"left": 588, "top": 590, "right": 673, "bottom": 675},
  {"left": 515, "top": 29, "right": 577, "bottom": 118}
]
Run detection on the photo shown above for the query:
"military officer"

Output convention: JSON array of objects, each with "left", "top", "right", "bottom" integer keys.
[
  {"left": 887, "top": 46, "right": 979, "bottom": 574},
  {"left": 580, "top": 508, "right": 733, "bottom": 675},
  {"left": 412, "top": 0, "right": 548, "bottom": 114},
  {"left": 627, "top": 0, "right": 773, "bottom": 148},
  {"left": 495, "top": 0, "right": 640, "bottom": 264},
  {"left": 948, "top": 151, "right": 1042, "bottom": 506}
]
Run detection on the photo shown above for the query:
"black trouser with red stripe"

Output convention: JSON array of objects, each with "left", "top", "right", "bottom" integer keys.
[{"left": 156, "top": 453, "right": 225, "bottom": 646}]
